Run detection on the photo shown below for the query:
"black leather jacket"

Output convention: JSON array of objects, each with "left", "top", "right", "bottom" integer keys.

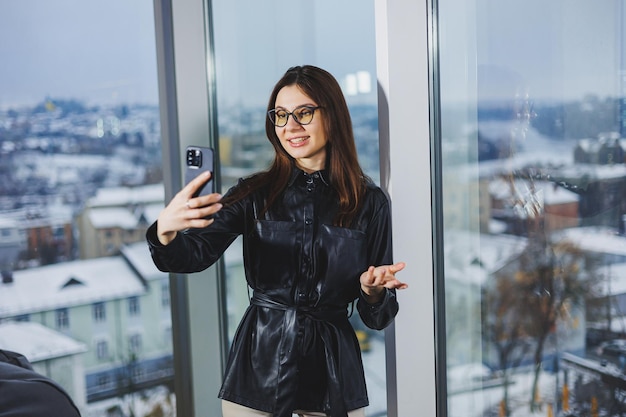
[{"left": 146, "top": 168, "right": 399, "bottom": 417}]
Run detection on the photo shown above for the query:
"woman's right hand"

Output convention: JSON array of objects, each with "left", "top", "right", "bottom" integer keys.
[{"left": 156, "top": 171, "right": 223, "bottom": 245}]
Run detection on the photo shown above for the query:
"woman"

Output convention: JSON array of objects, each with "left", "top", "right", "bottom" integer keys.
[{"left": 146, "top": 65, "right": 407, "bottom": 417}]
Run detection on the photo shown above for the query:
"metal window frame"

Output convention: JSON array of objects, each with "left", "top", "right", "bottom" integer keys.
[{"left": 153, "top": 0, "right": 227, "bottom": 415}]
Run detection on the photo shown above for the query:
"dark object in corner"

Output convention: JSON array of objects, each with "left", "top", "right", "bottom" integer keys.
[{"left": 0, "top": 349, "right": 81, "bottom": 417}]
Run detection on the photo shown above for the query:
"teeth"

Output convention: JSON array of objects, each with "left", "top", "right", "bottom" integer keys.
[{"left": 290, "top": 137, "right": 306, "bottom": 144}]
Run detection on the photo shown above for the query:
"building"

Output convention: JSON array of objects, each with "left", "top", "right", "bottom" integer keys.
[
  {"left": 550, "top": 164, "right": 626, "bottom": 230},
  {"left": 574, "top": 133, "right": 626, "bottom": 165},
  {"left": 0, "top": 216, "right": 26, "bottom": 270},
  {"left": 77, "top": 184, "right": 164, "bottom": 259},
  {"left": 489, "top": 178, "right": 580, "bottom": 235},
  {"left": 0, "top": 205, "right": 75, "bottom": 268},
  {"left": 0, "top": 242, "right": 172, "bottom": 407}
]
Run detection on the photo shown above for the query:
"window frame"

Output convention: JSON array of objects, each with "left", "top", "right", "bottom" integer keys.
[
  {"left": 93, "top": 301, "right": 106, "bottom": 323},
  {"left": 95, "top": 339, "right": 109, "bottom": 361},
  {"left": 153, "top": 0, "right": 228, "bottom": 415},
  {"left": 128, "top": 296, "right": 140, "bottom": 316},
  {"left": 374, "top": 1, "right": 439, "bottom": 415},
  {"left": 55, "top": 307, "right": 70, "bottom": 330}
]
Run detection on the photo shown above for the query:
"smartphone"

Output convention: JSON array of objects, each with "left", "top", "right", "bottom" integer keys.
[{"left": 184, "top": 145, "right": 214, "bottom": 197}]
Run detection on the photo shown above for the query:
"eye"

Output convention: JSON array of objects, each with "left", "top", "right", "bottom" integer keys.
[
  {"left": 295, "top": 107, "right": 313, "bottom": 119},
  {"left": 275, "top": 109, "right": 288, "bottom": 121}
]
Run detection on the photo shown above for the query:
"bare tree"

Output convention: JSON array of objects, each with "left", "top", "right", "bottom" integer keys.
[
  {"left": 510, "top": 229, "right": 598, "bottom": 412},
  {"left": 483, "top": 214, "right": 603, "bottom": 413},
  {"left": 483, "top": 277, "right": 533, "bottom": 416}
]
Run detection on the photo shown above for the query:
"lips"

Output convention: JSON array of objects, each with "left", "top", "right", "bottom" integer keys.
[{"left": 288, "top": 136, "right": 309, "bottom": 146}]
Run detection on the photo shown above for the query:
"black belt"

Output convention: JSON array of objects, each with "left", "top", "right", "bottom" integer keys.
[{"left": 250, "top": 291, "right": 349, "bottom": 417}]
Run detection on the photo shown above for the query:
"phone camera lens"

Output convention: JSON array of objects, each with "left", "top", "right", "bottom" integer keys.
[{"left": 187, "top": 149, "right": 202, "bottom": 167}]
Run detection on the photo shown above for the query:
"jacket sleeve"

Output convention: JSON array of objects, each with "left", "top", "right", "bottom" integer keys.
[
  {"left": 146, "top": 185, "right": 246, "bottom": 274},
  {"left": 356, "top": 187, "right": 399, "bottom": 330},
  {"left": 357, "top": 288, "right": 399, "bottom": 330}
]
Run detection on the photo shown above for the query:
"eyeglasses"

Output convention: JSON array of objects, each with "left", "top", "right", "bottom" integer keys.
[{"left": 267, "top": 105, "right": 321, "bottom": 127}]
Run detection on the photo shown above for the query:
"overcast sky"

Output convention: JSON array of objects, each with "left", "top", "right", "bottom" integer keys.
[
  {"left": 0, "top": 0, "right": 158, "bottom": 108},
  {"left": 0, "top": 1, "right": 623, "bottom": 109}
]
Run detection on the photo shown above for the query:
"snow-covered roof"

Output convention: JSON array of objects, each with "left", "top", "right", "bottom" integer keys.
[
  {"left": 576, "top": 138, "right": 594, "bottom": 152},
  {"left": 0, "top": 257, "right": 146, "bottom": 317},
  {"left": 444, "top": 231, "right": 527, "bottom": 286},
  {"left": 88, "top": 184, "right": 164, "bottom": 208},
  {"left": 489, "top": 178, "right": 579, "bottom": 205},
  {"left": 88, "top": 207, "right": 139, "bottom": 229},
  {"left": 554, "top": 227, "right": 626, "bottom": 257},
  {"left": 0, "top": 321, "right": 87, "bottom": 362},
  {"left": 14, "top": 153, "right": 109, "bottom": 184},
  {"left": 576, "top": 135, "right": 626, "bottom": 152},
  {"left": 557, "top": 163, "right": 626, "bottom": 181},
  {"left": 0, "top": 204, "right": 73, "bottom": 229},
  {"left": 120, "top": 241, "right": 168, "bottom": 282},
  {"left": 0, "top": 217, "right": 18, "bottom": 229}
]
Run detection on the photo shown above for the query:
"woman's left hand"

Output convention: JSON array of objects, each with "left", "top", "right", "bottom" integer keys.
[{"left": 360, "top": 262, "right": 408, "bottom": 303}]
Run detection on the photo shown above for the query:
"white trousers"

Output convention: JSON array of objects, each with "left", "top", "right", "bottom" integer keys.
[{"left": 222, "top": 400, "right": 366, "bottom": 417}]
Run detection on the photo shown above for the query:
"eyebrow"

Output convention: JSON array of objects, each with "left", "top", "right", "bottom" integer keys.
[{"left": 274, "top": 103, "right": 318, "bottom": 111}]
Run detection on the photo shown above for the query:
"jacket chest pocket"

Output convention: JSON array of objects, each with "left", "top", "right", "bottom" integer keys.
[
  {"left": 248, "top": 220, "right": 298, "bottom": 289},
  {"left": 317, "top": 225, "right": 367, "bottom": 291}
]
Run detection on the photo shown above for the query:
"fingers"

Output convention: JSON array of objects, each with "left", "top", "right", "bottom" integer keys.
[
  {"left": 157, "top": 173, "right": 223, "bottom": 241},
  {"left": 183, "top": 200, "right": 222, "bottom": 223},
  {"left": 386, "top": 262, "right": 408, "bottom": 290},
  {"left": 186, "top": 192, "right": 223, "bottom": 211},
  {"left": 389, "top": 262, "right": 406, "bottom": 274},
  {"left": 182, "top": 172, "right": 222, "bottom": 214},
  {"left": 361, "top": 262, "right": 409, "bottom": 291},
  {"left": 364, "top": 266, "right": 376, "bottom": 283},
  {"left": 387, "top": 279, "right": 409, "bottom": 290},
  {"left": 183, "top": 170, "right": 212, "bottom": 196},
  {"left": 180, "top": 216, "right": 215, "bottom": 230}
]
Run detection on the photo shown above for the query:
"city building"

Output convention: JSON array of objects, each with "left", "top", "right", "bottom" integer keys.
[
  {"left": 0, "top": 242, "right": 172, "bottom": 413},
  {"left": 78, "top": 184, "right": 164, "bottom": 259},
  {"left": 0, "top": 216, "right": 26, "bottom": 270},
  {"left": 489, "top": 178, "right": 580, "bottom": 235},
  {"left": 574, "top": 133, "right": 626, "bottom": 165}
]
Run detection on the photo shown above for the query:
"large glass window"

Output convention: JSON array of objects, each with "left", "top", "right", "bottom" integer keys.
[
  {"left": 0, "top": 1, "right": 173, "bottom": 415},
  {"left": 438, "top": 1, "right": 626, "bottom": 416},
  {"left": 210, "top": 0, "right": 386, "bottom": 414}
]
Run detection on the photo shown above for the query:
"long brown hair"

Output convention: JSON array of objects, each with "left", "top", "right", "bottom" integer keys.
[{"left": 223, "top": 65, "right": 369, "bottom": 227}]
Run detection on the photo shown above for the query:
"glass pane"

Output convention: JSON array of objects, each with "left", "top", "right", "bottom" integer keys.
[
  {"left": 439, "top": 1, "right": 626, "bottom": 416},
  {"left": 210, "top": 0, "right": 386, "bottom": 415},
  {"left": 0, "top": 1, "right": 173, "bottom": 416}
]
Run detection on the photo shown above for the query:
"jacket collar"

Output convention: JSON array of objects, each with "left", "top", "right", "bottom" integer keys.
[{"left": 288, "top": 167, "right": 331, "bottom": 187}]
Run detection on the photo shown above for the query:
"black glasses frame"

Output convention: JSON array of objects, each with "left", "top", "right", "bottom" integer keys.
[{"left": 267, "top": 105, "right": 322, "bottom": 127}]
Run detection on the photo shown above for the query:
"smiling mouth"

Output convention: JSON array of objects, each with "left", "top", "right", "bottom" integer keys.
[{"left": 289, "top": 137, "right": 308, "bottom": 144}]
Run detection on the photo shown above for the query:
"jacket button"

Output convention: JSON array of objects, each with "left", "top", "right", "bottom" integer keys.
[{"left": 305, "top": 218, "right": 312, "bottom": 225}]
